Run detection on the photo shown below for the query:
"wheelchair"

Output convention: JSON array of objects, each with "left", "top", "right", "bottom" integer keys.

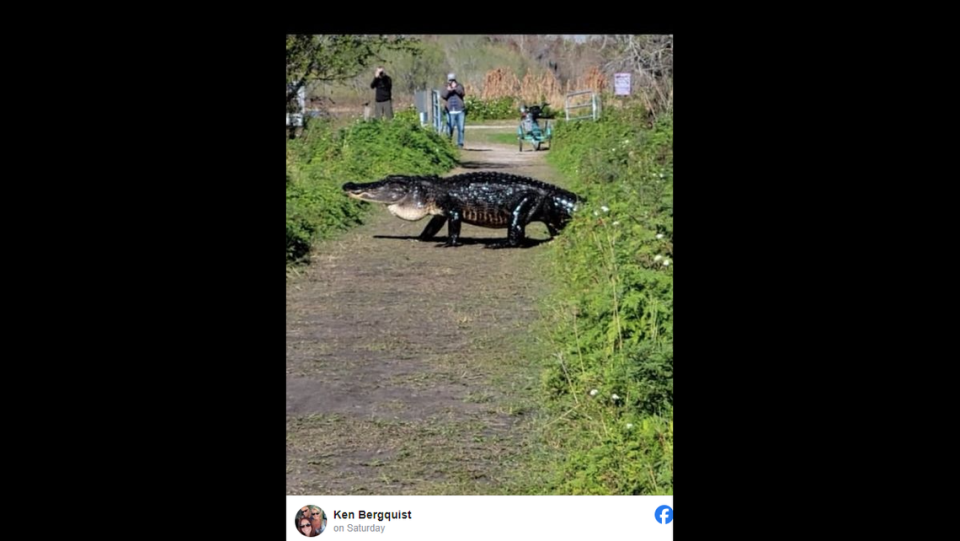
[{"left": 517, "top": 103, "right": 553, "bottom": 152}]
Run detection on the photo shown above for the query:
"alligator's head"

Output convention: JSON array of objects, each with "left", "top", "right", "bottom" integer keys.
[
  {"left": 342, "top": 176, "right": 434, "bottom": 221},
  {"left": 342, "top": 177, "right": 412, "bottom": 204}
]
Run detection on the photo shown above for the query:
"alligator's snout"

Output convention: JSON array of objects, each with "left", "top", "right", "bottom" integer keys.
[
  {"left": 342, "top": 179, "right": 409, "bottom": 204},
  {"left": 342, "top": 181, "right": 371, "bottom": 201}
]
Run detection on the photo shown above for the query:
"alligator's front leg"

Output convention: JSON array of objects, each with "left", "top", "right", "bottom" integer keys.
[
  {"left": 418, "top": 215, "right": 447, "bottom": 241},
  {"left": 440, "top": 209, "right": 462, "bottom": 247},
  {"left": 488, "top": 194, "right": 541, "bottom": 249}
]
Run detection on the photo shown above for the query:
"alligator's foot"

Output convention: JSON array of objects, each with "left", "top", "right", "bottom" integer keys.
[{"left": 436, "top": 241, "right": 463, "bottom": 248}]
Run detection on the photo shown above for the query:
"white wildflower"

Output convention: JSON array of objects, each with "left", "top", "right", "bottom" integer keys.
[
  {"left": 601, "top": 206, "right": 609, "bottom": 213},
  {"left": 612, "top": 394, "right": 621, "bottom": 401},
  {"left": 663, "top": 259, "right": 671, "bottom": 266},
  {"left": 656, "top": 233, "right": 664, "bottom": 239},
  {"left": 626, "top": 423, "right": 634, "bottom": 430},
  {"left": 593, "top": 211, "right": 599, "bottom": 216},
  {"left": 654, "top": 255, "right": 663, "bottom": 262},
  {"left": 612, "top": 221, "right": 620, "bottom": 226},
  {"left": 590, "top": 389, "right": 599, "bottom": 397}
]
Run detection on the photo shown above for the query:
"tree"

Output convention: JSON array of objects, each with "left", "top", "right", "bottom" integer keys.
[
  {"left": 286, "top": 34, "right": 420, "bottom": 115},
  {"left": 601, "top": 35, "right": 674, "bottom": 116},
  {"left": 601, "top": 35, "right": 673, "bottom": 82},
  {"left": 381, "top": 42, "right": 446, "bottom": 94}
]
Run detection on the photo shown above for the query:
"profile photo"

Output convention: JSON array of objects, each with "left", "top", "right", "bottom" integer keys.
[{"left": 295, "top": 505, "right": 327, "bottom": 537}]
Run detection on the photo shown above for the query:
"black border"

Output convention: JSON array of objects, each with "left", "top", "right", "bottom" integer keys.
[{"left": 64, "top": 20, "right": 820, "bottom": 536}]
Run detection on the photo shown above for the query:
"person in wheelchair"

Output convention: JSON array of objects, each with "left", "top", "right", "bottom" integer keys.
[{"left": 520, "top": 105, "right": 545, "bottom": 137}]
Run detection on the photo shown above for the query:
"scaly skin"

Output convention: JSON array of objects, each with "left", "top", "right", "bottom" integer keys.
[{"left": 342, "top": 171, "right": 582, "bottom": 248}]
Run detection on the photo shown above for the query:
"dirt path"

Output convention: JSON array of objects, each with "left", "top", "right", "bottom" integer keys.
[{"left": 286, "top": 126, "right": 561, "bottom": 495}]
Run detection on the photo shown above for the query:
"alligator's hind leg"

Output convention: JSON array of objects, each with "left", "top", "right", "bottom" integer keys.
[
  {"left": 488, "top": 194, "right": 542, "bottom": 249},
  {"left": 439, "top": 209, "right": 462, "bottom": 247},
  {"left": 545, "top": 222, "right": 560, "bottom": 238},
  {"left": 418, "top": 215, "right": 447, "bottom": 241},
  {"left": 545, "top": 217, "right": 571, "bottom": 239}
]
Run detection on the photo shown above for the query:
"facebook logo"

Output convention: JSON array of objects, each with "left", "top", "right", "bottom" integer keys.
[{"left": 654, "top": 505, "right": 673, "bottom": 525}]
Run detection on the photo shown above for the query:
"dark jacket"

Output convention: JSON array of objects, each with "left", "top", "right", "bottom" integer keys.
[
  {"left": 441, "top": 82, "right": 465, "bottom": 112},
  {"left": 370, "top": 74, "right": 392, "bottom": 103}
]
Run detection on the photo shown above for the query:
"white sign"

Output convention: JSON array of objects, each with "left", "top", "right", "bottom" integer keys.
[{"left": 614, "top": 72, "right": 631, "bottom": 96}]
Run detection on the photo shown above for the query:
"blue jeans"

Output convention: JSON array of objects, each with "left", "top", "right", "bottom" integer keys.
[{"left": 447, "top": 111, "right": 465, "bottom": 147}]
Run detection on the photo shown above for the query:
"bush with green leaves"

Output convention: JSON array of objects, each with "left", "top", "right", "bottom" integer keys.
[
  {"left": 286, "top": 109, "right": 458, "bottom": 265},
  {"left": 539, "top": 102, "right": 673, "bottom": 494},
  {"left": 455, "top": 96, "right": 563, "bottom": 121},
  {"left": 463, "top": 96, "right": 518, "bottom": 120}
]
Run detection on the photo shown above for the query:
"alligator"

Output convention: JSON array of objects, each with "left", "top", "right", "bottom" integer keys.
[{"left": 342, "top": 171, "right": 582, "bottom": 248}]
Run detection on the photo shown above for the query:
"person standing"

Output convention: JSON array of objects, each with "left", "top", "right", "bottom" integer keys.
[
  {"left": 370, "top": 66, "right": 393, "bottom": 120},
  {"left": 441, "top": 73, "right": 465, "bottom": 148}
]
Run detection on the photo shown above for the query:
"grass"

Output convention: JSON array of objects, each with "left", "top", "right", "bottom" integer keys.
[
  {"left": 527, "top": 101, "right": 674, "bottom": 494},
  {"left": 487, "top": 132, "right": 521, "bottom": 145}
]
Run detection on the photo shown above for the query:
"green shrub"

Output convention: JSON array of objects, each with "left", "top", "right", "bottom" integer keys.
[
  {"left": 539, "top": 102, "right": 674, "bottom": 494},
  {"left": 464, "top": 96, "right": 518, "bottom": 120},
  {"left": 286, "top": 110, "right": 458, "bottom": 265}
]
